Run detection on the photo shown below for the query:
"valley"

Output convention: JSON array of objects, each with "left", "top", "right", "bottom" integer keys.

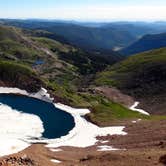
[{"left": 0, "top": 20, "right": 166, "bottom": 166}]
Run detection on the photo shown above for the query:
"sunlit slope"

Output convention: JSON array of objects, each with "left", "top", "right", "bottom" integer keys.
[{"left": 96, "top": 48, "right": 166, "bottom": 114}]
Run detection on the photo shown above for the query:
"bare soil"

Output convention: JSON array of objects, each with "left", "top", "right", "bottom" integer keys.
[{"left": 94, "top": 86, "right": 135, "bottom": 107}]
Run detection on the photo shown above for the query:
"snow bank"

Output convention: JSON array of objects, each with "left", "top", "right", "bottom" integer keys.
[
  {"left": 0, "top": 87, "right": 54, "bottom": 103},
  {"left": 130, "top": 102, "right": 150, "bottom": 116},
  {"left": 0, "top": 103, "right": 44, "bottom": 156},
  {"left": 44, "top": 103, "right": 126, "bottom": 148},
  {"left": 0, "top": 139, "right": 29, "bottom": 157}
]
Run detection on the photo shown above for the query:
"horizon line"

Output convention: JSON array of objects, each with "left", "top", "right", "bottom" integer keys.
[{"left": 1, "top": 18, "right": 166, "bottom": 23}]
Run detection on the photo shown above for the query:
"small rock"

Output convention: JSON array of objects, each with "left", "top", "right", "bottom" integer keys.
[{"left": 159, "top": 154, "right": 166, "bottom": 165}]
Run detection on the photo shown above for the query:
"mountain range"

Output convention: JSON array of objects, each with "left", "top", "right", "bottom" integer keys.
[{"left": 1, "top": 19, "right": 166, "bottom": 52}]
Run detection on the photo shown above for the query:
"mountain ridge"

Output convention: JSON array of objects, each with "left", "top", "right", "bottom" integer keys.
[{"left": 121, "top": 32, "right": 166, "bottom": 55}]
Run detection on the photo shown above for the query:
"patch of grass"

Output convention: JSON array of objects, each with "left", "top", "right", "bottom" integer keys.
[
  {"left": 46, "top": 78, "right": 149, "bottom": 126},
  {"left": 32, "top": 37, "right": 73, "bottom": 53},
  {"left": 80, "top": 93, "right": 148, "bottom": 125},
  {"left": 0, "top": 60, "right": 35, "bottom": 76},
  {"left": 0, "top": 60, "right": 42, "bottom": 92},
  {"left": 0, "top": 39, "right": 41, "bottom": 61},
  {"left": 95, "top": 70, "right": 119, "bottom": 86},
  {"left": 149, "top": 115, "right": 166, "bottom": 120}
]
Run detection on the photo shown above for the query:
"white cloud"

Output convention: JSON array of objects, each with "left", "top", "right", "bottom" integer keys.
[
  {"left": 2, "top": 5, "right": 166, "bottom": 21},
  {"left": 54, "top": 6, "right": 166, "bottom": 21}
]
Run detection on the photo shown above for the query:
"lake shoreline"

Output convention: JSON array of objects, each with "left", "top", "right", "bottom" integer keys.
[{"left": 0, "top": 86, "right": 127, "bottom": 157}]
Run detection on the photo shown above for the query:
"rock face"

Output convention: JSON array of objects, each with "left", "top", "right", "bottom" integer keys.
[{"left": 0, "top": 156, "right": 37, "bottom": 166}]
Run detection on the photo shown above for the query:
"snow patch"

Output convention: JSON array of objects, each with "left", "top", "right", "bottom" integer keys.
[
  {"left": 0, "top": 103, "right": 44, "bottom": 156},
  {"left": 130, "top": 102, "right": 150, "bottom": 116},
  {"left": 51, "top": 159, "right": 62, "bottom": 163},
  {"left": 100, "top": 140, "right": 109, "bottom": 144},
  {"left": 50, "top": 148, "right": 62, "bottom": 152},
  {"left": 0, "top": 87, "right": 53, "bottom": 103},
  {"left": 97, "top": 145, "right": 119, "bottom": 151},
  {"left": 0, "top": 139, "right": 29, "bottom": 157},
  {"left": 132, "top": 119, "right": 142, "bottom": 123}
]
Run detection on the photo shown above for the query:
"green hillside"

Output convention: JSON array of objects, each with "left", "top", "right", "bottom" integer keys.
[
  {"left": 0, "top": 25, "right": 20, "bottom": 40},
  {"left": 0, "top": 60, "right": 42, "bottom": 92},
  {"left": 96, "top": 47, "right": 166, "bottom": 114}
]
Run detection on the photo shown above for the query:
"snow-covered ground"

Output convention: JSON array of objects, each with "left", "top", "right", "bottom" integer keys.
[
  {"left": 0, "top": 87, "right": 127, "bottom": 157},
  {"left": 0, "top": 103, "right": 44, "bottom": 156},
  {"left": 46, "top": 103, "right": 126, "bottom": 148}
]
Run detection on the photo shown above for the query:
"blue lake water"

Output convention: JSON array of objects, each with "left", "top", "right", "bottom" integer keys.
[
  {"left": 34, "top": 60, "right": 45, "bottom": 65},
  {"left": 0, "top": 94, "right": 75, "bottom": 139}
]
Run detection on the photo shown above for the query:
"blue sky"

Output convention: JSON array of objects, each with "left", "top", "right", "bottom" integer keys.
[{"left": 1, "top": 0, "right": 166, "bottom": 21}]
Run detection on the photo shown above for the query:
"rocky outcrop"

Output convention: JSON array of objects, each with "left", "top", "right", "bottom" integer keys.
[{"left": 0, "top": 155, "right": 37, "bottom": 166}]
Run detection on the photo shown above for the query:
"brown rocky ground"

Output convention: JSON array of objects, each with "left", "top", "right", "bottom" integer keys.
[
  {"left": 0, "top": 119, "right": 165, "bottom": 166},
  {"left": 94, "top": 86, "right": 135, "bottom": 107},
  {"left": 139, "top": 94, "right": 166, "bottom": 115}
]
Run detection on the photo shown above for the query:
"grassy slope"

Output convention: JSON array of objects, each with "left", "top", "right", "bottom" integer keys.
[
  {"left": 0, "top": 25, "right": 149, "bottom": 125},
  {"left": 35, "top": 37, "right": 147, "bottom": 124},
  {"left": 48, "top": 80, "right": 147, "bottom": 126},
  {"left": 96, "top": 47, "right": 166, "bottom": 92},
  {"left": 31, "top": 37, "right": 73, "bottom": 53},
  {"left": 0, "top": 26, "right": 50, "bottom": 64},
  {"left": 95, "top": 47, "right": 166, "bottom": 115},
  {"left": 0, "top": 60, "right": 42, "bottom": 92}
]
